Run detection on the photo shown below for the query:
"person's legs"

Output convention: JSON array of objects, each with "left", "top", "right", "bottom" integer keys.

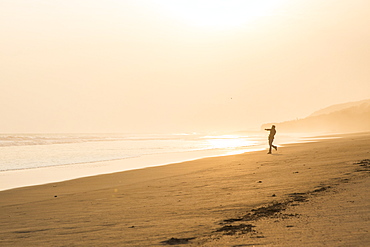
[
  {"left": 273, "top": 144, "right": 277, "bottom": 150},
  {"left": 269, "top": 137, "right": 277, "bottom": 150},
  {"left": 268, "top": 138, "right": 273, "bottom": 154}
]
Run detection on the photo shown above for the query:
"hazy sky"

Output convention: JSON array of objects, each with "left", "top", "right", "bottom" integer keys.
[{"left": 1, "top": 0, "right": 370, "bottom": 133}]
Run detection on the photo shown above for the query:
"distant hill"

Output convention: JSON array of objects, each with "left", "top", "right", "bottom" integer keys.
[
  {"left": 261, "top": 99, "right": 370, "bottom": 133},
  {"left": 309, "top": 99, "right": 370, "bottom": 117}
]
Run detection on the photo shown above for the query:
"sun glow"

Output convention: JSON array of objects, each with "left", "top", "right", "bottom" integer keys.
[{"left": 158, "top": 0, "right": 285, "bottom": 29}]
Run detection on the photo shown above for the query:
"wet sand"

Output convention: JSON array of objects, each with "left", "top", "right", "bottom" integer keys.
[{"left": 0, "top": 132, "right": 369, "bottom": 246}]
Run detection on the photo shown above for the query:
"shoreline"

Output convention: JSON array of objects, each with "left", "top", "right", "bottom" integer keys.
[
  {"left": 0, "top": 145, "right": 264, "bottom": 192},
  {"left": 0, "top": 132, "right": 337, "bottom": 192},
  {"left": 1, "top": 132, "right": 369, "bottom": 246}
]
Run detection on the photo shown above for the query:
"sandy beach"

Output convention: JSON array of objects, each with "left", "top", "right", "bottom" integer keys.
[{"left": 0, "top": 132, "right": 369, "bottom": 246}]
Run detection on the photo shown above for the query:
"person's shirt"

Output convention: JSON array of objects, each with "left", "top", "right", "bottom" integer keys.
[{"left": 269, "top": 128, "right": 276, "bottom": 138}]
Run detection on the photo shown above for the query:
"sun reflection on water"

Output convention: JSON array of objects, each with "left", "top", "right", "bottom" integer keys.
[{"left": 204, "top": 135, "right": 258, "bottom": 150}]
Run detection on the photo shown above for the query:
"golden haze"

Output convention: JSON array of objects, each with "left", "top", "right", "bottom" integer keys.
[{"left": 1, "top": 0, "right": 370, "bottom": 133}]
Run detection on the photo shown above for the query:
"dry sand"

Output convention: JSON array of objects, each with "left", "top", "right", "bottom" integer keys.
[{"left": 0, "top": 132, "right": 369, "bottom": 246}]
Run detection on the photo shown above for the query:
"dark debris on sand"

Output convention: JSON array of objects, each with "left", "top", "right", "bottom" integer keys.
[
  {"left": 222, "top": 201, "right": 291, "bottom": 224},
  {"left": 160, "top": 237, "right": 196, "bottom": 245},
  {"left": 215, "top": 185, "right": 337, "bottom": 237},
  {"left": 288, "top": 192, "right": 309, "bottom": 202},
  {"left": 312, "top": 186, "right": 331, "bottom": 193},
  {"left": 355, "top": 159, "right": 370, "bottom": 172},
  {"left": 221, "top": 186, "right": 334, "bottom": 226},
  {"left": 216, "top": 224, "right": 256, "bottom": 235}
]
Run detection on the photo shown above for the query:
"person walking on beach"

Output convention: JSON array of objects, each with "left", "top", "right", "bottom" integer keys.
[{"left": 265, "top": 125, "right": 277, "bottom": 154}]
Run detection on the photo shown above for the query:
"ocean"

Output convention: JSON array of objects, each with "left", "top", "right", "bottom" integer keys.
[{"left": 0, "top": 132, "right": 305, "bottom": 191}]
